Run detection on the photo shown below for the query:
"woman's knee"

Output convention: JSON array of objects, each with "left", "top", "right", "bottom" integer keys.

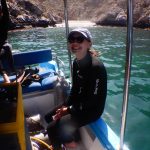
[{"left": 58, "top": 120, "right": 80, "bottom": 144}]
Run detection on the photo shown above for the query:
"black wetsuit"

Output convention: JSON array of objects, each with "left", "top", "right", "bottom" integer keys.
[
  {"left": 45, "top": 52, "right": 107, "bottom": 149},
  {"left": 0, "top": 0, "right": 14, "bottom": 75},
  {"left": 66, "top": 52, "right": 107, "bottom": 123}
]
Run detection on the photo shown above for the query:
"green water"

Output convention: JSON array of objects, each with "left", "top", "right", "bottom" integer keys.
[{"left": 8, "top": 27, "right": 150, "bottom": 150}]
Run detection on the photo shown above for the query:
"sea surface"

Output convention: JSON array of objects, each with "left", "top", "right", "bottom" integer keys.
[{"left": 8, "top": 26, "right": 150, "bottom": 150}]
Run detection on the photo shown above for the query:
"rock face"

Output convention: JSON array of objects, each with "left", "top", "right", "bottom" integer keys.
[
  {"left": 6, "top": 0, "right": 150, "bottom": 29},
  {"left": 93, "top": 0, "right": 150, "bottom": 28},
  {"left": 7, "top": 0, "right": 59, "bottom": 29}
]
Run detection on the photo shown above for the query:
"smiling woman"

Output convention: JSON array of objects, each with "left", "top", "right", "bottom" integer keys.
[
  {"left": 45, "top": 28, "right": 107, "bottom": 150},
  {"left": 68, "top": 28, "right": 100, "bottom": 58}
]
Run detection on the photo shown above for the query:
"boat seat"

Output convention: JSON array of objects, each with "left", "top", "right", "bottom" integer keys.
[
  {"left": 89, "top": 118, "right": 120, "bottom": 150},
  {"left": 22, "top": 75, "right": 58, "bottom": 93},
  {"left": 0, "top": 49, "right": 59, "bottom": 93},
  {"left": 13, "top": 49, "right": 53, "bottom": 68},
  {"left": 21, "top": 60, "right": 58, "bottom": 93}
]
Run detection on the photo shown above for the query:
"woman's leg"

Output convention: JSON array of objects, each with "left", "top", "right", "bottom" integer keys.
[
  {"left": 47, "top": 114, "right": 80, "bottom": 150},
  {"left": 47, "top": 120, "right": 62, "bottom": 150}
]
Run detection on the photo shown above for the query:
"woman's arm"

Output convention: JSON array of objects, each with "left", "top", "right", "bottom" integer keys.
[
  {"left": 0, "top": 0, "right": 10, "bottom": 33},
  {"left": 1, "top": 0, "right": 9, "bottom": 22},
  {"left": 82, "top": 63, "right": 107, "bottom": 115}
]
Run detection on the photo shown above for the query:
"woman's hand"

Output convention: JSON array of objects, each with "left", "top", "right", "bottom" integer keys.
[{"left": 52, "top": 106, "right": 68, "bottom": 121}]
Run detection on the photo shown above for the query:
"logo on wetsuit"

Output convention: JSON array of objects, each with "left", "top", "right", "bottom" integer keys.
[
  {"left": 77, "top": 70, "right": 83, "bottom": 79},
  {"left": 94, "top": 79, "right": 99, "bottom": 95}
]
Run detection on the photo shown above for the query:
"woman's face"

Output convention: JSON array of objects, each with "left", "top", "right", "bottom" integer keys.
[{"left": 68, "top": 32, "right": 91, "bottom": 60}]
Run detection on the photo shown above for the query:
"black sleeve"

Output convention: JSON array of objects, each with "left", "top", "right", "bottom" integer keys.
[
  {"left": 1, "top": 0, "right": 9, "bottom": 19},
  {"left": 0, "top": 0, "right": 10, "bottom": 33},
  {"left": 81, "top": 62, "right": 107, "bottom": 116}
]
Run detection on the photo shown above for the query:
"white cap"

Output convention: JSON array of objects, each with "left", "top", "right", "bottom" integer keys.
[{"left": 68, "top": 28, "right": 92, "bottom": 42}]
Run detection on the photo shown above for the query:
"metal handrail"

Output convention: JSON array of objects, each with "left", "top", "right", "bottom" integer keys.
[
  {"left": 120, "top": 0, "right": 133, "bottom": 149},
  {"left": 63, "top": 0, "right": 73, "bottom": 81},
  {"left": 55, "top": 55, "right": 65, "bottom": 70}
]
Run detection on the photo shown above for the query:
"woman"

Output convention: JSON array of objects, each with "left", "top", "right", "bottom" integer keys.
[
  {"left": 0, "top": 0, "right": 14, "bottom": 83},
  {"left": 45, "top": 28, "right": 107, "bottom": 150}
]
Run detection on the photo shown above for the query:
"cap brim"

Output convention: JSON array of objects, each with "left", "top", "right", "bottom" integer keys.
[{"left": 68, "top": 31, "right": 91, "bottom": 41}]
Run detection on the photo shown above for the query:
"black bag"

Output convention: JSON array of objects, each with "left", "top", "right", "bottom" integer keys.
[{"left": 21, "top": 67, "right": 42, "bottom": 86}]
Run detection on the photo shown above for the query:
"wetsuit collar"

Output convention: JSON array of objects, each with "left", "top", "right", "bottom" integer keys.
[{"left": 76, "top": 52, "right": 91, "bottom": 69}]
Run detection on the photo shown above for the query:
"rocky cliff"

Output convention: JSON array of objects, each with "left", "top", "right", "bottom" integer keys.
[{"left": 6, "top": 0, "right": 150, "bottom": 29}]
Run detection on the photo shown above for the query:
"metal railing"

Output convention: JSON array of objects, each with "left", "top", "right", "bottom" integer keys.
[
  {"left": 120, "top": 0, "right": 133, "bottom": 149},
  {"left": 63, "top": 0, "right": 73, "bottom": 81}
]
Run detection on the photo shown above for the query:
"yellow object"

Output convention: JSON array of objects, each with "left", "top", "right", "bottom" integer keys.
[
  {"left": 0, "top": 82, "right": 26, "bottom": 150},
  {"left": 30, "top": 136, "right": 53, "bottom": 150}
]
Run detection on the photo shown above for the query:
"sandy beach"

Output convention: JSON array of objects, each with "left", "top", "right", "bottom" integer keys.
[
  {"left": 56, "top": 20, "right": 96, "bottom": 28},
  {"left": 10, "top": 20, "right": 97, "bottom": 32}
]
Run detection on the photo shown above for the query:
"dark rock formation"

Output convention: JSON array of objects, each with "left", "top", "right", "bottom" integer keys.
[
  {"left": 6, "top": 0, "right": 150, "bottom": 30},
  {"left": 7, "top": 0, "right": 61, "bottom": 30},
  {"left": 95, "top": 9, "right": 127, "bottom": 27},
  {"left": 94, "top": 0, "right": 150, "bottom": 28}
]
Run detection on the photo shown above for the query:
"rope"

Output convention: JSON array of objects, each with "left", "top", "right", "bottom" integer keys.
[{"left": 30, "top": 136, "right": 53, "bottom": 150}]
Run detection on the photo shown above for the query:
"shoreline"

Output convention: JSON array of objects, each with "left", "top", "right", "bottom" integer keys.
[
  {"left": 56, "top": 20, "right": 96, "bottom": 28},
  {"left": 9, "top": 20, "right": 149, "bottom": 32},
  {"left": 9, "top": 20, "right": 96, "bottom": 32}
]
